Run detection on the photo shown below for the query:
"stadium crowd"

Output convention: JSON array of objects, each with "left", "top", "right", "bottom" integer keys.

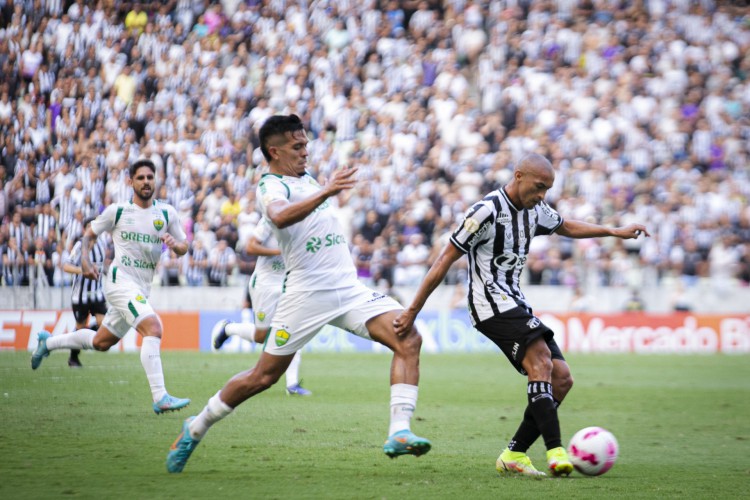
[{"left": 1, "top": 0, "right": 749, "bottom": 296}]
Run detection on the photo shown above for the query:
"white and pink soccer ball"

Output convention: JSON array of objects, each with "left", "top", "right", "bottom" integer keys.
[{"left": 567, "top": 426, "right": 619, "bottom": 476}]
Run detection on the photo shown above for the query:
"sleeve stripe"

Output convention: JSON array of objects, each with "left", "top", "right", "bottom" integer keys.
[{"left": 449, "top": 236, "right": 470, "bottom": 253}]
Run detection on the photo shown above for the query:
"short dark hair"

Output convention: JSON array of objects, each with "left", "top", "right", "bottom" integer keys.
[
  {"left": 129, "top": 158, "right": 156, "bottom": 178},
  {"left": 258, "top": 114, "right": 304, "bottom": 162}
]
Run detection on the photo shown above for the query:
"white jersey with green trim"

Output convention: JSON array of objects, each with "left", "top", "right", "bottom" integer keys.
[
  {"left": 252, "top": 218, "right": 285, "bottom": 286},
  {"left": 91, "top": 200, "right": 186, "bottom": 293},
  {"left": 256, "top": 172, "right": 358, "bottom": 292}
]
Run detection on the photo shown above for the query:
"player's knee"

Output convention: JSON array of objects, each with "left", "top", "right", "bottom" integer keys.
[
  {"left": 399, "top": 328, "right": 422, "bottom": 356},
  {"left": 92, "top": 337, "right": 111, "bottom": 351},
  {"left": 525, "top": 353, "right": 553, "bottom": 380},
  {"left": 254, "top": 329, "right": 268, "bottom": 344},
  {"left": 555, "top": 371, "right": 574, "bottom": 396},
  {"left": 138, "top": 317, "right": 163, "bottom": 339}
]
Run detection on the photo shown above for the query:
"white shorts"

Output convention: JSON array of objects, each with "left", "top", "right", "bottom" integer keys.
[
  {"left": 102, "top": 267, "right": 156, "bottom": 338},
  {"left": 265, "top": 283, "right": 402, "bottom": 355},
  {"left": 249, "top": 276, "right": 283, "bottom": 329}
]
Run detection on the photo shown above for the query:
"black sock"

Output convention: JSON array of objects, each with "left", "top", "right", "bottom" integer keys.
[
  {"left": 525, "top": 381, "right": 561, "bottom": 450},
  {"left": 508, "top": 397, "right": 561, "bottom": 452},
  {"left": 507, "top": 404, "right": 537, "bottom": 452}
]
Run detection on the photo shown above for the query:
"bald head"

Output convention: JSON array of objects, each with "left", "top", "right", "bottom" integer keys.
[
  {"left": 506, "top": 153, "right": 555, "bottom": 210},
  {"left": 515, "top": 153, "right": 554, "bottom": 178}
]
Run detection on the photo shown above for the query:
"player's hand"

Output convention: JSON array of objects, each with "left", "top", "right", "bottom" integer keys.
[
  {"left": 162, "top": 234, "right": 177, "bottom": 249},
  {"left": 618, "top": 224, "right": 650, "bottom": 239},
  {"left": 393, "top": 309, "right": 417, "bottom": 337},
  {"left": 325, "top": 165, "right": 358, "bottom": 196},
  {"left": 81, "top": 260, "right": 99, "bottom": 281}
]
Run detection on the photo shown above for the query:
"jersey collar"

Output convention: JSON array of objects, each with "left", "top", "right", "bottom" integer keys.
[{"left": 500, "top": 186, "right": 522, "bottom": 212}]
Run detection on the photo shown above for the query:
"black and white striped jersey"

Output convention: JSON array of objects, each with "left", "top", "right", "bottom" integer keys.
[
  {"left": 450, "top": 187, "right": 563, "bottom": 325},
  {"left": 66, "top": 236, "right": 107, "bottom": 305}
]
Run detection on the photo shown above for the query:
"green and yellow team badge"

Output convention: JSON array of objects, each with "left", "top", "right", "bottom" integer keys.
[
  {"left": 256, "top": 311, "right": 266, "bottom": 322},
  {"left": 153, "top": 218, "right": 164, "bottom": 231},
  {"left": 275, "top": 329, "right": 289, "bottom": 347},
  {"left": 135, "top": 294, "right": 147, "bottom": 304}
]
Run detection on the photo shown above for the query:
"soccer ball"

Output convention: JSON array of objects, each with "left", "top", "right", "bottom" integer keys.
[{"left": 567, "top": 426, "right": 619, "bottom": 476}]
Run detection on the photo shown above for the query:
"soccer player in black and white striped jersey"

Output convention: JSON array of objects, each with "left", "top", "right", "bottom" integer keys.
[
  {"left": 62, "top": 217, "right": 109, "bottom": 368},
  {"left": 394, "top": 153, "right": 650, "bottom": 477}
]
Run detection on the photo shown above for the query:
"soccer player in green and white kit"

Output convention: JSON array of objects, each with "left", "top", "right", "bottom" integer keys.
[
  {"left": 166, "top": 114, "right": 431, "bottom": 473},
  {"left": 212, "top": 217, "right": 312, "bottom": 396},
  {"left": 31, "top": 159, "right": 191, "bottom": 415}
]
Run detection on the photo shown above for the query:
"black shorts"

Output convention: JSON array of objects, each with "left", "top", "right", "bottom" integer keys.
[
  {"left": 475, "top": 306, "right": 565, "bottom": 376},
  {"left": 72, "top": 301, "right": 107, "bottom": 324}
]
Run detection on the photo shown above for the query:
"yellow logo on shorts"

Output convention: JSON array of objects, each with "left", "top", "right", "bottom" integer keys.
[
  {"left": 275, "top": 329, "right": 289, "bottom": 347},
  {"left": 135, "top": 295, "right": 147, "bottom": 304},
  {"left": 257, "top": 311, "right": 266, "bottom": 322},
  {"left": 153, "top": 218, "right": 164, "bottom": 231}
]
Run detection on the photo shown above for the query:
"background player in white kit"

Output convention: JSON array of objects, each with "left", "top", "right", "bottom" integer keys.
[
  {"left": 31, "top": 159, "right": 191, "bottom": 415},
  {"left": 166, "top": 114, "right": 431, "bottom": 473},
  {"left": 212, "top": 217, "right": 312, "bottom": 396}
]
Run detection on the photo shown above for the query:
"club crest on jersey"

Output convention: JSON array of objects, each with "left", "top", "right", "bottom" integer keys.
[
  {"left": 526, "top": 317, "right": 541, "bottom": 329},
  {"left": 135, "top": 294, "right": 147, "bottom": 304},
  {"left": 153, "top": 218, "right": 164, "bottom": 231},
  {"left": 464, "top": 217, "right": 480, "bottom": 233},
  {"left": 257, "top": 311, "right": 266, "bottom": 322},
  {"left": 275, "top": 328, "right": 290, "bottom": 347}
]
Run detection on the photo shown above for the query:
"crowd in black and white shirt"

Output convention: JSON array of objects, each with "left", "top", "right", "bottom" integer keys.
[{"left": 1, "top": 0, "right": 749, "bottom": 294}]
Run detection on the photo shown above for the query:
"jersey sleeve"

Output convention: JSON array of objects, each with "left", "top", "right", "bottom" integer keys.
[
  {"left": 165, "top": 204, "right": 187, "bottom": 242},
  {"left": 256, "top": 175, "right": 290, "bottom": 219},
  {"left": 90, "top": 204, "right": 117, "bottom": 236},
  {"left": 251, "top": 218, "right": 273, "bottom": 244},
  {"left": 65, "top": 241, "right": 82, "bottom": 266},
  {"left": 450, "top": 200, "right": 495, "bottom": 254},
  {"left": 535, "top": 201, "right": 563, "bottom": 236}
]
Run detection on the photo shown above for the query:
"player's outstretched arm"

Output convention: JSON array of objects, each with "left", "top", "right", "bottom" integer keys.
[
  {"left": 556, "top": 219, "right": 650, "bottom": 240},
  {"left": 393, "top": 242, "right": 464, "bottom": 336},
  {"left": 267, "top": 166, "right": 359, "bottom": 229}
]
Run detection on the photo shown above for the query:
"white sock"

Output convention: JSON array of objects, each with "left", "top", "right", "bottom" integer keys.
[
  {"left": 389, "top": 383, "right": 418, "bottom": 436},
  {"left": 140, "top": 336, "right": 167, "bottom": 402},
  {"left": 45, "top": 329, "right": 96, "bottom": 350},
  {"left": 285, "top": 351, "right": 302, "bottom": 388},
  {"left": 189, "top": 391, "right": 234, "bottom": 440},
  {"left": 225, "top": 322, "right": 256, "bottom": 342}
]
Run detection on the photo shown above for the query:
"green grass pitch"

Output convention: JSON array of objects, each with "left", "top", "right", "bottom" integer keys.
[{"left": 2, "top": 351, "right": 748, "bottom": 499}]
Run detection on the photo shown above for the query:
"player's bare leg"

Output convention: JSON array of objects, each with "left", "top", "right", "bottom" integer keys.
[{"left": 367, "top": 311, "right": 431, "bottom": 458}]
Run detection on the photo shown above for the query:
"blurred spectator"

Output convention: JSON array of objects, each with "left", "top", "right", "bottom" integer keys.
[
  {"left": 0, "top": 0, "right": 747, "bottom": 298},
  {"left": 395, "top": 233, "right": 430, "bottom": 286},
  {"left": 161, "top": 249, "right": 182, "bottom": 287},
  {"left": 186, "top": 239, "right": 208, "bottom": 286},
  {"left": 351, "top": 234, "right": 374, "bottom": 286},
  {"left": 569, "top": 286, "right": 592, "bottom": 313},
  {"left": 623, "top": 289, "right": 645, "bottom": 312},
  {"left": 207, "top": 238, "right": 235, "bottom": 286},
  {"left": 125, "top": 3, "right": 149, "bottom": 36}
]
